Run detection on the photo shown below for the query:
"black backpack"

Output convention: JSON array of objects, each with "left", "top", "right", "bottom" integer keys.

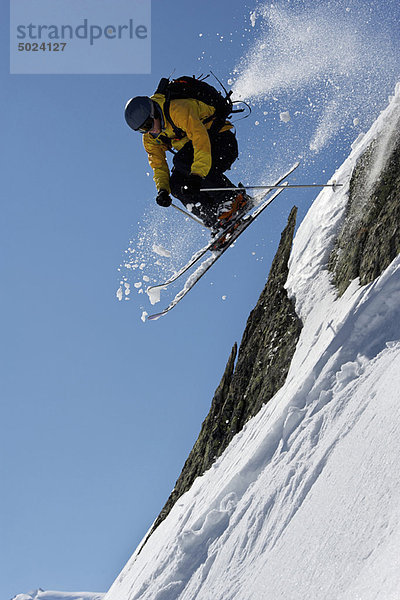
[{"left": 154, "top": 75, "right": 236, "bottom": 139}]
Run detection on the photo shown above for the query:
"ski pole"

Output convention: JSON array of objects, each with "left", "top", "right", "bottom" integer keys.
[
  {"left": 171, "top": 202, "right": 208, "bottom": 228},
  {"left": 201, "top": 182, "right": 343, "bottom": 192}
]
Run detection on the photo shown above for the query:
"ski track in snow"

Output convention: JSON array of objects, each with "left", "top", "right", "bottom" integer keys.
[
  {"left": 108, "top": 294, "right": 400, "bottom": 600},
  {"left": 104, "top": 86, "right": 400, "bottom": 599}
]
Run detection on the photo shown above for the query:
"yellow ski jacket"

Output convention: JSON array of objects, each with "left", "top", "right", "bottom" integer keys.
[{"left": 143, "top": 93, "right": 232, "bottom": 193}]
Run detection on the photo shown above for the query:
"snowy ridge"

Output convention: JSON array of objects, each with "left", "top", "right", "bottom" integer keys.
[
  {"left": 11, "top": 590, "right": 104, "bottom": 600},
  {"left": 104, "top": 87, "right": 400, "bottom": 599},
  {"left": 286, "top": 80, "right": 400, "bottom": 321}
]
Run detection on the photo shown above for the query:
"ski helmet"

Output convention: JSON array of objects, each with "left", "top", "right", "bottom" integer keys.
[{"left": 124, "top": 96, "right": 155, "bottom": 132}]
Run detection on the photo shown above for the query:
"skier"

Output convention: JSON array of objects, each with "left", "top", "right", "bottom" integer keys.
[{"left": 124, "top": 81, "right": 249, "bottom": 233}]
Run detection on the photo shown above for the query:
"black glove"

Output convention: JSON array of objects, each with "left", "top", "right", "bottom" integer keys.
[
  {"left": 181, "top": 173, "right": 203, "bottom": 196},
  {"left": 156, "top": 189, "right": 172, "bottom": 207}
]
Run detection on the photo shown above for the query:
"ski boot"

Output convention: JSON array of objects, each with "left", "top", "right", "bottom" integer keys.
[
  {"left": 210, "top": 188, "right": 252, "bottom": 251},
  {"left": 217, "top": 189, "right": 251, "bottom": 225}
]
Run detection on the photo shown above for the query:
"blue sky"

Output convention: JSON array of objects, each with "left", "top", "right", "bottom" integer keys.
[{"left": 2, "top": 0, "right": 399, "bottom": 598}]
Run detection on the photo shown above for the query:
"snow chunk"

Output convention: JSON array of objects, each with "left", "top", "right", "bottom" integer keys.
[
  {"left": 146, "top": 285, "right": 166, "bottom": 306},
  {"left": 141, "top": 311, "right": 148, "bottom": 323},
  {"left": 152, "top": 244, "right": 172, "bottom": 258},
  {"left": 280, "top": 111, "right": 291, "bottom": 123},
  {"left": 116, "top": 286, "right": 123, "bottom": 301},
  {"left": 351, "top": 133, "right": 365, "bottom": 150}
]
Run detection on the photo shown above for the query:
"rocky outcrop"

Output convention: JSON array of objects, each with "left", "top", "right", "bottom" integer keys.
[
  {"left": 224, "top": 206, "right": 303, "bottom": 429},
  {"left": 142, "top": 207, "right": 302, "bottom": 547},
  {"left": 329, "top": 115, "right": 400, "bottom": 294}
]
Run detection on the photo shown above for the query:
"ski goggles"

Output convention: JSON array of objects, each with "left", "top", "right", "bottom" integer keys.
[
  {"left": 137, "top": 101, "right": 155, "bottom": 133},
  {"left": 137, "top": 115, "right": 154, "bottom": 133}
]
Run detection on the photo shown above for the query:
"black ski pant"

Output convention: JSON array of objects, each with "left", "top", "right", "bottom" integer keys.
[{"left": 169, "top": 129, "right": 239, "bottom": 227}]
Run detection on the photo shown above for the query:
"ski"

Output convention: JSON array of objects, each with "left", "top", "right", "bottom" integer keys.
[
  {"left": 146, "top": 161, "right": 300, "bottom": 300},
  {"left": 147, "top": 183, "right": 289, "bottom": 320}
]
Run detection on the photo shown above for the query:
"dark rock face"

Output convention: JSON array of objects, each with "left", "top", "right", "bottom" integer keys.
[
  {"left": 225, "top": 207, "right": 303, "bottom": 430},
  {"left": 329, "top": 116, "right": 400, "bottom": 295},
  {"left": 142, "top": 207, "right": 302, "bottom": 546}
]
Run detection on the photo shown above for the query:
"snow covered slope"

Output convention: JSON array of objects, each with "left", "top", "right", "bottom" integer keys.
[
  {"left": 104, "top": 85, "right": 400, "bottom": 600},
  {"left": 12, "top": 591, "right": 104, "bottom": 600}
]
